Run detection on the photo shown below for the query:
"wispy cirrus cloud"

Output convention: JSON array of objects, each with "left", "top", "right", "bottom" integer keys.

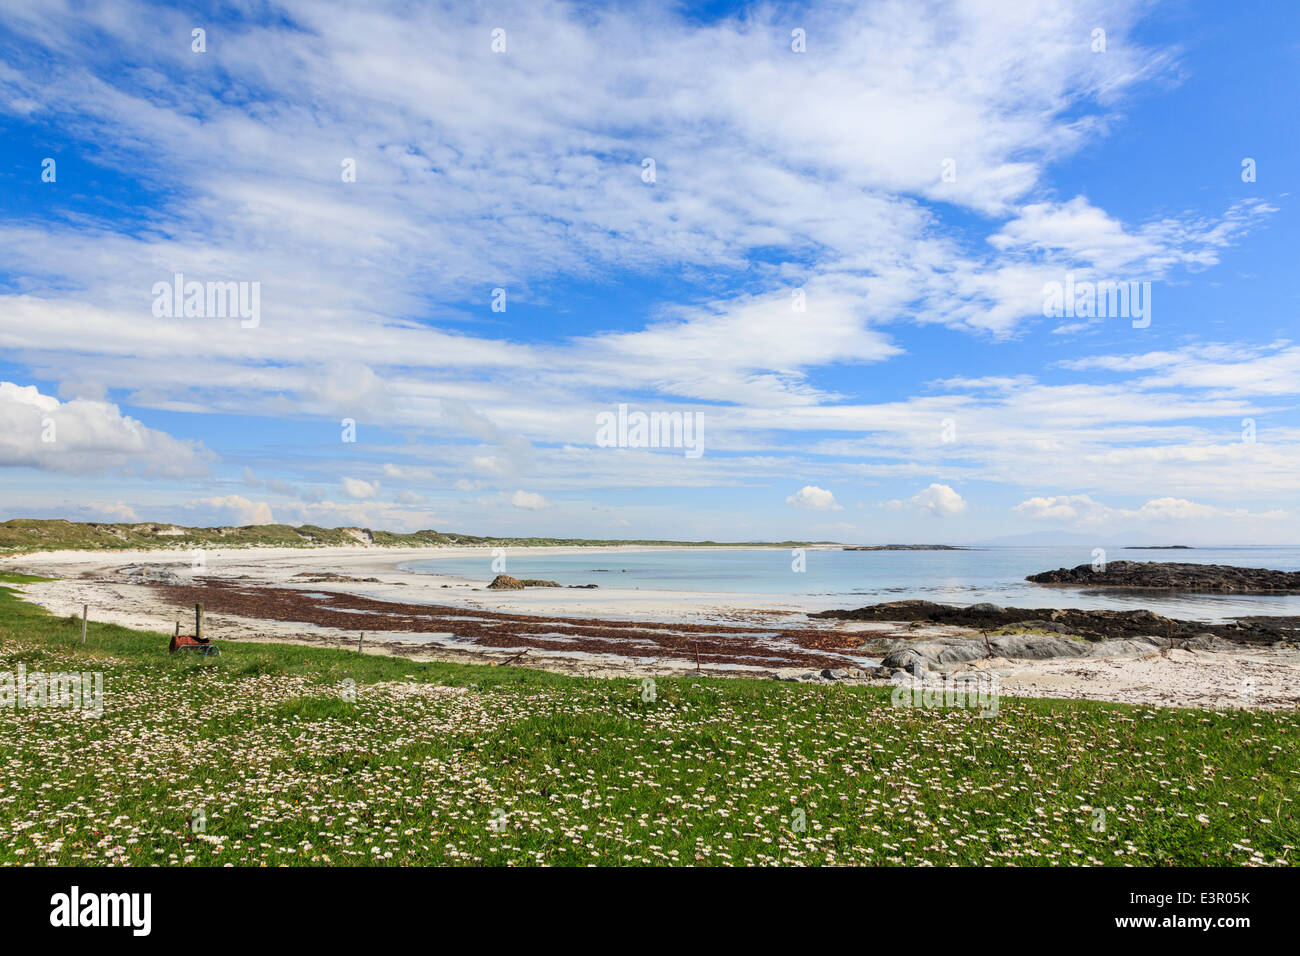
[{"left": 0, "top": 0, "right": 1289, "bottom": 540}]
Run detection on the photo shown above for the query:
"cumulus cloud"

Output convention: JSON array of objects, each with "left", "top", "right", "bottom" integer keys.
[
  {"left": 341, "top": 477, "right": 379, "bottom": 499},
  {"left": 198, "top": 495, "right": 275, "bottom": 526},
  {"left": 0, "top": 381, "right": 212, "bottom": 477},
  {"left": 887, "top": 483, "right": 967, "bottom": 518},
  {"left": 510, "top": 490, "right": 548, "bottom": 511},
  {"left": 267, "top": 498, "right": 436, "bottom": 530},
  {"left": 90, "top": 501, "right": 139, "bottom": 522},
  {"left": 786, "top": 485, "right": 840, "bottom": 510},
  {"left": 1013, "top": 493, "right": 1111, "bottom": 523}
]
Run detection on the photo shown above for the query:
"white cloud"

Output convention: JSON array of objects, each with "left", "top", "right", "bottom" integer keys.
[
  {"left": 1062, "top": 341, "right": 1300, "bottom": 397},
  {"left": 90, "top": 501, "right": 140, "bottom": 522},
  {"left": 341, "top": 477, "right": 379, "bottom": 499},
  {"left": 510, "top": 490, "right": 548, "bottom": 510},
  {"left": 888, "top": 483, "right": 967, "bottom": 517},
  {"left": 382, "top": 463, "right": 435, "bottom": 481},
  {"left": 0, "top": 1, "right": 1285, "bottom": 539},
  {"left": 786, "top": 485, "right": 840, "bottom": 510},
  {"left": 0, "top": 381, "right": 211, "bottom": 478},
  {"left": 198, "top": 495, "right": 276, "bottom": 526},
  {"left": 1014, "top": 494, "right": 1112, "bottom": 523},
  {"left": 1015, "top": 494, "right": 1287, "bottom": 526},
  {"left": 272, "top": 498, "right": 437, "bottom": 531},
  {"left": 0, "top": 0, "right": 1245, "bottom": 430},
  {"left": 988, "top": 197, "right": 1273, "bottom": 274}
]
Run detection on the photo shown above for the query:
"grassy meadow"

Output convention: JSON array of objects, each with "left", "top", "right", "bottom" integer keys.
[{"left": 0, "top": 572, "right": 1295, "bottom": 866}]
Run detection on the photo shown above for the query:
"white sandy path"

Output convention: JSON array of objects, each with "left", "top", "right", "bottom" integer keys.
[{"left": 4, "top": 544, "right": 1300, "bottom": 709}]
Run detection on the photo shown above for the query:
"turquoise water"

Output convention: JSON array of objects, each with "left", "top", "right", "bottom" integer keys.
[{"left": 402, "top": 546, "right": 1300, "bottom": 622}]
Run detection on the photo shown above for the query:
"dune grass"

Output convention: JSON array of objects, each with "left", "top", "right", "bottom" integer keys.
[
  {"left": 0, "top": 571, "right": 1295, "bottom": 866},
  {"left": 0, "top": 517, "right": 834, "bottom": 554}
]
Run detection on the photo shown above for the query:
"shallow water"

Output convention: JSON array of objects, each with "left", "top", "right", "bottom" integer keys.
[{"left": 403, "top": 545, "right": 1300, "bottom": 623}]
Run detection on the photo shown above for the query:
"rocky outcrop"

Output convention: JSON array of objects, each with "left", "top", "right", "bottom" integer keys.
[
  {"left": 1027, "top": 561, "right": 1300, "bottom": 593},
  {"left": 878, "top": 634, "right": 1090, "bottom": 671},
  {"left": 873, "top": 631, "right": 1218, "bottom": 672},
  {"left": 117, "top": 564, "right": 184, "bottom": 585},
  {"left": 813, "top": 599, "right": 1292, "bottom": 646},
  {"left": 486, "top": 575, "right": 562, "bottom": 589}
]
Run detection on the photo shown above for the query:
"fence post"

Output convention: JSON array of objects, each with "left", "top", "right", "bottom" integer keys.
[
  {"left": 358, "top": 631, "right": 364, "bottom": 653},
  {"left": 81, "top": 604, "right": 87, "bottom": 645},
  {"left": 195, "top": 603, "right": 203, "bottom": 643}
]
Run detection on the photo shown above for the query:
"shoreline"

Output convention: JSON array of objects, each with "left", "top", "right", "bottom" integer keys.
[{"left": 4, "top": 545, "right": 1300, "bottom": 710}]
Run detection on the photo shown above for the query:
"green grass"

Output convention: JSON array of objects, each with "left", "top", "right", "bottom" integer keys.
[
  {"left": 0, "top": 571, "right": 1295, "bottom": 866},
  {"left": 0, "top": 517, "right": 835, "bottom": 554}
]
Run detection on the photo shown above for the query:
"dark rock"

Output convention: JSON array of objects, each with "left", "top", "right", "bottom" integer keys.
[
  {"left": 812, "top": 598, "right": 1287, "bottom": 647},
  {"left": 1026, "top": 560, "right": 1300, "bottom": 594},
  {"left": 487, "top": 575, "right": 561, "bottom": 589},
  {"left": 1019, "top": 619, "right": 1069, "bottom": 634}
]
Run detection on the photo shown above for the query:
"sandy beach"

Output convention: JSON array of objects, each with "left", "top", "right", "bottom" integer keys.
[{"left": 4, "top": 544, "right": 1299, "bottom": 710}]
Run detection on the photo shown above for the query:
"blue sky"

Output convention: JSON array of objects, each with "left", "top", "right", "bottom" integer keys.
[{"left": 0, "top": 0, "right": 1297, "bottom": 544}]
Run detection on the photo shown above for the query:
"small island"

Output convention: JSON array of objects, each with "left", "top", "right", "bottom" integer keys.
[{"left": 842, "top": 544, "right": 975, "bottom": 551}]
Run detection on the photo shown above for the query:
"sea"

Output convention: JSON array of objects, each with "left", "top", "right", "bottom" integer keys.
[{"left": 402, "top": 545, "right": 1300, "bottom": 623}]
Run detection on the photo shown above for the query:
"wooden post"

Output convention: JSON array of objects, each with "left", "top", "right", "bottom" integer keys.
[
  {"left": 173, "top": 621, "right": 179, "bottom": 638},
  {"left": 195, "top": 603, "right": 203, "bottom": 643},
  {"left": 358, "top": 631, "right": 364, "bottom": 653},
  {"left": 695, "top": 641, "right": 700, "bottom": 672},
  {"left": 81, "top": 604, "right": 87, "bottom": 644}
]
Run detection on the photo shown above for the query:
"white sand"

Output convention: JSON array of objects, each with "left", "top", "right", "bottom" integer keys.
[{"left": 5, "top": 544, "right": 1299, "bottom": 709}]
